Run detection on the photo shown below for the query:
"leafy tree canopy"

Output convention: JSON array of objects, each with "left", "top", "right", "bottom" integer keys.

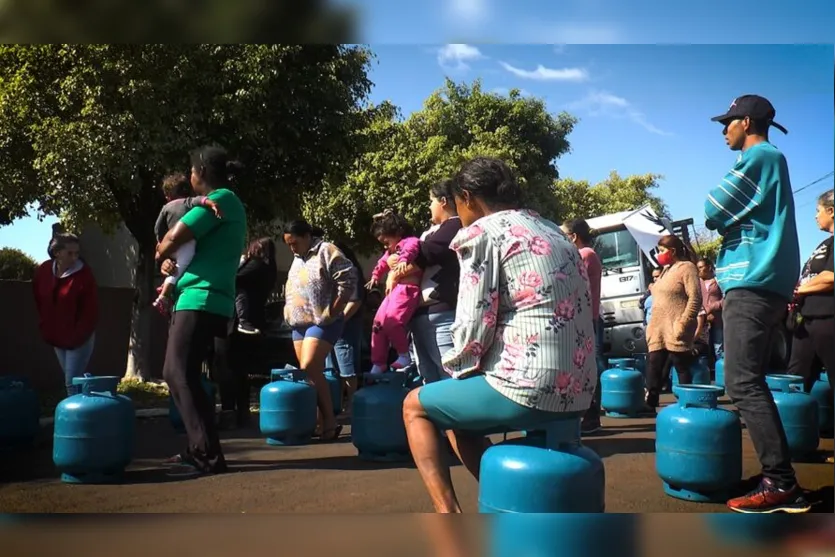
[
  {"left": 302, "top": 80, "right": 578, "bottom": 254},
  {"left": 554, "top": 171, "right": 669, "bottom": 224},
  {"left": 0, "top": 247, "right": 38, "bottom": 281},
  {"left": 0, "top": 44, "right": 373, "bottom": 379}
]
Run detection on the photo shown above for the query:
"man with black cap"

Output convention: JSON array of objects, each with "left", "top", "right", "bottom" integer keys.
[{"left": 705, "top": 94, "right": 809, "bottom": 513}]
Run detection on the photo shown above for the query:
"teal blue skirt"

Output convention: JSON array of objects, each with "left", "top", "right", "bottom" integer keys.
[{"left": 417, "top": 374, "right": 559, "bottom": 433}]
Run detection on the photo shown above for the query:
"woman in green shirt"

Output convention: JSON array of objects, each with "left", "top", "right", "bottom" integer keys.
[{"left": 157, "top": 145, "right": 247, "bottom": 478}]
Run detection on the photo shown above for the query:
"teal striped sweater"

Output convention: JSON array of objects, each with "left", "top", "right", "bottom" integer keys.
[{"left": 704, "top": 142, "right": 800, "bottom": 300}]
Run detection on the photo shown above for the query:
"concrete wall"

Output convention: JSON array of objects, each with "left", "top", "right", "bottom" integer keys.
[{"left": 0, "top": 280, "right": 168, "bottom": 391}]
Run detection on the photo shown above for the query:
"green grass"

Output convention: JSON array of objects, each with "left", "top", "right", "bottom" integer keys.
[
  {"left": 117, "top": 379, "right": 171, "bottom": 409},
  {"left": 39, "top": 379, "right": 171, "bottom": 417}
]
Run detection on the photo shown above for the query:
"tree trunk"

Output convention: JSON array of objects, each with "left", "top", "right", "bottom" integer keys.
[{"left": 124, "top": 241, "right": 157, "bottom": 381}]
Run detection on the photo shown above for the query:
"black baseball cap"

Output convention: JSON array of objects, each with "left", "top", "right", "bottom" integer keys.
[{"left": 710, "top": 94, "right": 788, "bottom": 134}]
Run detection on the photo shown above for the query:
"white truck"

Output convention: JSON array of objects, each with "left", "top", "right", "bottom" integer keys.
[{"left": 584, "top": 208, "right": 694, "bottom": 359}]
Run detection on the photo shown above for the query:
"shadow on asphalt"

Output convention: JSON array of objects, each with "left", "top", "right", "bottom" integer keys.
[
  {"left": 225, "top": 454, "right": 421, "bottom": 473},
  {"left": 584, "top": 436, "right": 657, "bottom": 458}
]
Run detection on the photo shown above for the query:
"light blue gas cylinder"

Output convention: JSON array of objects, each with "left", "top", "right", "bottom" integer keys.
[
  {"left": 671, "top": 356, "right": 711, "bottom": 387},
  {"left": 351, "top": 372, "right": 411, "bottom": 462},
  {"left": 714, "top": 357, "right": 725, "bottom": 387},
  {"left": 0, "top": 376, "right": 40, "bottom": 449},
  {"left": 53, "top": 374, "right": 136, "bottom": 484},
  {"left": 490, "top": 514, "right": 638, "bottom": 557},
  {"left": 259, "top": 368, "right": 317, "bottom": 446},
  {"left": 479, "top": 415, "right": 605, "bottom": 513},
  {"left": 766, "top": 374, "right": 819, "bottom": 459},
  {"left": 656, "top": 385, "right": 742, "bottom": 502},
  {"left": 601, "top": 365, "right": 645, "bottom": 418},
  {"left": 809, "top": 371, "right": 833, "bottom": 438}
]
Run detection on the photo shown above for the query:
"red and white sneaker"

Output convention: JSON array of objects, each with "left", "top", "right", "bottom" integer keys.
[{"left": 727, "top": 477, "right": 811, "bottom": 514}]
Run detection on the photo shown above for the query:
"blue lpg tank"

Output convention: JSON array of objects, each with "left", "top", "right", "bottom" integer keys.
[
  {"left": 600, "top": 365, "right": 645, "bottom": 418},
  {"left": 809, "top": 371, "right": 833, "bottom": 438},
  {"left": 351, "top": 372, "right": 411, "bottom": 462},
  {"left": 608, "top": 358, "right": 637, "bottom": 370},
  {"left": 656, "top": 385, "right": 742, "bottom": 502},
  {"left": 489, "top": 514, "right": 638, "bottom": 557},
  {"left": 275, "top": 365, "right": 342, "bottom": 417},
  {"left": 714, "top": 357, "right": 725, "bottom": 387},
  {"left": 53, "top": 374, "right": 136, "bottom": 484},
  {"left": 671, "top": 356, "right": 711, "bottom": 386},
  {"left": 765, "top": 374, "right": 819, "bottom": 459},
  {"left": 479, "top": 415, "right": 605, "bottom": 513},
  {"left": 321, "top": 367, "right": 343, "bottom": 416},
  {"left": 259, "top": 368, "right": 317, "bottom": 446},
  {"left": 0, "top": 376, "right": 40, "bottom": 449}
]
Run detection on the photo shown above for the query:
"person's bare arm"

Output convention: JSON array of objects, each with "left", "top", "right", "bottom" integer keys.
[
  {"left": 156, "top": 221, "right": 195, "bottom": 261},
  {"left": 796, "top": 271, "right": 834, "bottom": 295}
]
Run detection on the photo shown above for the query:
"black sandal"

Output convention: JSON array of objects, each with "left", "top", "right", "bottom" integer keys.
[{"left": 319, "top": 425, "right": 343, "bottom": 442}]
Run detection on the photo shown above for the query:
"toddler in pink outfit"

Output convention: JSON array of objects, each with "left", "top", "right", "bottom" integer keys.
[{"left": 365, "top": 209, "right": 423, "bottom": 375}]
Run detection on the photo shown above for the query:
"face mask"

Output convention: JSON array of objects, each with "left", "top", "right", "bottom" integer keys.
[{"left": 656, "top": 250, "right": 675, "bottom": 267}]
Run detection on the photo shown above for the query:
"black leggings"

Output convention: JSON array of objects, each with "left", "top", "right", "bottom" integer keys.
[
  {"left": 645, "top": 349, "right": 695, "bottom": 406},
  {"left": 787, "top": 316, "right": 835, "bottom": 393},
  {"left": 214, "top": 325, "right": 257, "bottom": 417},
  {"left": 162, "top": 310, "right": 228, "bottom": 471}
]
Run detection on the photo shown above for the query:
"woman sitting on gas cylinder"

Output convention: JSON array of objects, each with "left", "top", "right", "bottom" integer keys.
[{"left": 402, "top": 156, "right": 598, "bottom": 513}]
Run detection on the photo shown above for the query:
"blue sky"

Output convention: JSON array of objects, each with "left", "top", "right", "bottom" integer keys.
[
  {"left": 1, "top": 43, "right": 832, "bottom": 261},
  {"left": 343, "top": 0, "right": 835, "bottom": 44}
]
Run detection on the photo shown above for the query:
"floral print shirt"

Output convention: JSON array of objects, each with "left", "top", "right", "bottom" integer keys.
[
  {"left": 284, "top": 238, "right": 357, "bottom": 328},
  {"left": 442, "top": 210, "right": 598, "bottom": 413}
]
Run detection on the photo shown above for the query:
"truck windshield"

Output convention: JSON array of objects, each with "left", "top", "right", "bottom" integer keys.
[{"left": 593, "top": 229, "right": 641, "bottom": 271}]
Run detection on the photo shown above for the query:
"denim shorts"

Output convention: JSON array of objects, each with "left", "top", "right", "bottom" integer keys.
[
  {"left": 291, "top": 317, "right": 345, "bottom": 346},
  {"left": 325, "top": 317, "right": 363, "bottom": 378},
  {"left": 418, "top": 374, "right": 557, "bottom": 433}
]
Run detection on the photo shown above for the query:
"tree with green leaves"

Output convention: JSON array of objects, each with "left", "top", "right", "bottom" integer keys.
[
  {"left": 554, "top": 171, "right": 669, "bottom": 223},
  {"left": 691, "top": 228, "right": 723, "bottom": 263},
  {"left": 0, "top": 247, "right": 38, "bottom": 281},
  {"left": 0, "top": 44, "right": 373, "bottom": 379},
  {"left": 302, "top": 81, "right": 578, "bottom": 254}
]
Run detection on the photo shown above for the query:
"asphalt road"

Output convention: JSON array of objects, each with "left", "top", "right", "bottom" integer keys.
[{"left": 0, "top": 395, "right": 832, "bottom": 515}]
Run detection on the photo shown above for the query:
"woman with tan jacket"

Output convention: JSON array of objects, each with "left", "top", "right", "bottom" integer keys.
[{"left": 644, "top": 234, "right": 702, "bottom": 409}]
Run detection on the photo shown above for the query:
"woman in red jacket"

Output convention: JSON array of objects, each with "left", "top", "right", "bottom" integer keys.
[{"left": 33, "top": 233, "right": 99, "bottom": 396}]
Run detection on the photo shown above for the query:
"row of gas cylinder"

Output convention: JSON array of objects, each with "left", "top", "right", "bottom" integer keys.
[
  {"left": 258, "top": 366, "right": 415, "bottom": 462},
  {"left": 257, "top": 366, "right": 607, "bottom": 513},
  {"left": 0, "top": 374, "right": 135, "bottom": 484},
  {"left": 600, "top": 356, "right": 833, "bottom": 503}
]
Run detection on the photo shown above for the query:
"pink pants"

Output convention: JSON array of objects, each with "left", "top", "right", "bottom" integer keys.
[{"left": 371, "top": 283, "right": 422, "bottom": 366}]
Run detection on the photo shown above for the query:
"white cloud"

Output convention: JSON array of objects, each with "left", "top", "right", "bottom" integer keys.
[
  {"left": 437, "top": 43, "right": 485, "bottom": 71},
  {"left": 499, "top": 61, "right": 589, "bottom": 82},
  {"left": 566, "top": 90, "right": 672, "bottom": 136}
]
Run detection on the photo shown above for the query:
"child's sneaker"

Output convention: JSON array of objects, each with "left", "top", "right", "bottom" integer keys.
[
  {"left": 152, "top": 296, "right": 172, "bottom": 317},
  {"left": 390, "top": 353, "right": 413, "bottom": 370},
  {"left": 368, "top": 365, "right": 385, "bottom": 375},
  {"left": 237, "top": 321, "right": 260, "bottom": 335}
]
